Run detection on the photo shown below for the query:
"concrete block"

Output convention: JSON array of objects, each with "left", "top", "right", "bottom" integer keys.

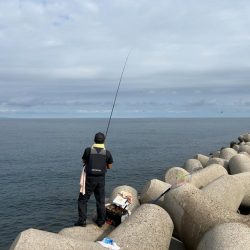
[
  {"left": 140, "top": 179, "right": 171, "bottom": 207},
  {"left": 108, "top": 204, "right": 174, "bottom": 250},
  {"left": 10, "top": 228, "right": 104, "bottom": 250},
  {"left": 242, "top": 133, "right": 250, "bottom": 142},
  {"left": 205, "top": 157, "right": 229, "bottom": 170},
  {"left": 109, "top": 185, "right": 140, "bottom": 212},
  {"left": 219, "top": 147, "right": 237, "bottom": 161},
  {"left": 202, "top": 174, "right": 245, "bottom": 212},
  {"left": 59, "top": 223, "right": 114, "bottom": 242},
  {"left": 193, "top": 154, "right": 209, "bottom": 167},
  {"left": 229, "top": 154, "right": 250, "bottom": 174},
  {"left": 233, "top": 172, "right": 250, "bottom": 207},
  {"left": 197, "top": 223, "right": 250, "bottom": 250},
  {"left": 190, "top": 164, "right": 228, "bottom": 189},
  {"left": 239, "top": 151, "right": 250, "bottom": 158},
  {"left": 165, "top": 167, "right": 190, "bottom": 186},
  {"left": 239, "top": 144, "right": 250, "bottom": 154},
  {"left": 163, "top": 183, "right": 250, "bottom": 249},
  {"left": 233, "top": 144, "right": 239, "bottom": 151},
  {"left": 184, "top": 159, "right": 203, "bottom": 173},
  {"left": 165, "top": 164, "right": 227, "bottom": 190}
]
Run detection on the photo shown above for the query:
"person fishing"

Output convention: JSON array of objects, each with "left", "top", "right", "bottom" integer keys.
[
  {"left": 75, "top": 132, "right": 113, "bottom": 227},
  {"left": 75, "top": 51, "right": 130, "bottom": 227}
]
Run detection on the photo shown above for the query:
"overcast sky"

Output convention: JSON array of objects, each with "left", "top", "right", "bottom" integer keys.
[{"left": 1, "top": 0, "right": 250, "bottom": 118}]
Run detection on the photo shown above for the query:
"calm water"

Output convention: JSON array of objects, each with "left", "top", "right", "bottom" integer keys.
[{"left": 0, "top": 118, "right": 250, "bottom": 249}]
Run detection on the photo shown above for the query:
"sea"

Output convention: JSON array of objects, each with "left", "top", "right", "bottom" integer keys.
[{"left": 0, "top": 118, "right": 250, "bottom": 249}]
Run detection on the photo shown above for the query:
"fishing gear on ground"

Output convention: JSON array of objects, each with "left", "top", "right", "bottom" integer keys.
[{"left": 105, "top": 191, "right": 133, "bottom": 227}]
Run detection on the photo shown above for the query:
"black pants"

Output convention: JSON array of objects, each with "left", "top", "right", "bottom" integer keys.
[{"left": 78, "top": 175, "right": 106, "bottom": 223}]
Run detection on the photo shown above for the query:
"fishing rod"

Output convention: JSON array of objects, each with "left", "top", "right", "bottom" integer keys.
[
  {"left": 105, "top": 51, "right": 131, "bottom": 139},
  {"left": 78, "top": 53, "right": 131, "bottom": 200}
]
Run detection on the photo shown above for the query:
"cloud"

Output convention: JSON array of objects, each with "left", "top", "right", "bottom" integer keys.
[
  {"left": 0, "top": 108, "right": 16, "bottom": 113},
  {"left": 1, "top": 0, "right": 250, "bottom": 117}
]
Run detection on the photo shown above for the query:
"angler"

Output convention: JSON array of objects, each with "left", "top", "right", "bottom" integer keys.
[
  {"left": 75, "top": 132, "right": 113, "bottom": 227},
  {"left": 74, "top": 51, "right": 130, "bottom": 227}
]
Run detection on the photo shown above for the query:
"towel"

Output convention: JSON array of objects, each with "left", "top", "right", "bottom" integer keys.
[{"left": 79, "top": 166, "right": 86, "bottom": 194}]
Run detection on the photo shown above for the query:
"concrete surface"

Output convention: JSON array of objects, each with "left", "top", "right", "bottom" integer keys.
[
  {"left": 233, "top": 144, "right": 239, "bottom": 151},
  {"left": 140, "top": 179, "right": 171, "bottom": 207},
  {"left": 194, "top": 154, "right": 209, "bottom": 167},
  {"left": 219, "top": 147, "right": 237, "bottom": 161},
  {"left": 59, "top": 223, "right": 114, "bottom": 242},
  {"left": 197, "top": 223, "right": 250, "bottom": 250},
  {"left": 233, "top": 172, "right": 250, "bottom": 207},
  {"left": 10, "top": 228, "right": 104, "bottom": 250},
  {"left": 163, "top": 183, "right": 250, "bottom": 249},
  {"left": 229, "top": 153, "right": 250, "bottom": 174},
  {"left": 202, "top": 174, "right": 245, "bottom": 211},
  {"left": 184, "top": 159, "right": 203, "bottom": 173},
  {"left": 165, "top": 167, "right": 190, "bottom": 186},
  {"left": 190, "top": 164, "right": 228, "bottom": 189},
  {"left": 242, "top": 133, "right": 250, "bottom": 142},
  {"left": 239, "top": 144, "right": 250, "bottom": 155},
  {"left": 205, "top": 157, "right": 229, "bottom": 171}
]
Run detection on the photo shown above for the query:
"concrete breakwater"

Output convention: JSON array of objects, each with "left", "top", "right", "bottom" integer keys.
[{"left": 10, "top": 133, "right": 250, "bottom": 250}]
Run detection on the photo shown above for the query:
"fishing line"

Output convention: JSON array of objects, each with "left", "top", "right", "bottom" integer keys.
[{"left": 105, "top": 50, "right": 131, "bottom": 139}]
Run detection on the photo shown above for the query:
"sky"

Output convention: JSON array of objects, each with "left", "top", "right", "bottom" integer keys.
[{"left": 0, "top": 0, "right": 250, "bottom": 118}]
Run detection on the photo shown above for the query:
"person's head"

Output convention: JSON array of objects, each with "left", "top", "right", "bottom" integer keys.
[{"left": 94, "top": 132, "right": 105, "bottom": 144}]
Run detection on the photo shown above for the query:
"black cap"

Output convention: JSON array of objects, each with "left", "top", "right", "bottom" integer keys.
[{"left": 94, "top": 132, "right": 105, "bottom": 143}]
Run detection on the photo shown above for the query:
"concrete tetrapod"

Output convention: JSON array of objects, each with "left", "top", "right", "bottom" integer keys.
[
  {"left": 10, "top": 228, "right": 104, "bottom": 250},
  {"left": 165, "top": 164, "right": 227, "bottom": 189},
  {"left": 163, "top": 183, "right": 250, "bottom": 250},
  {"left": 242, "top": 133, "right": 250, "bottom": 142},
  {"left": 239, "top": 151, "right": 250, "bottom": 157},
  {"left": 219, "top": 147, "right": 237, "bottom": 161},
  {"left": 202, "top": 174, "right": 245, "bottom": 212},
  {"left": 233, "top": 172, "right": 250, "bottom": 207},
  {"left": 59, "top": 223, "right": 114, "bottom": 242},
  {"left": 190, "top": 164, "right": 228, "bottom": 189},
  {"left": 239, "top": 144, "right": 250, "bottom": 154},
  {"left": 184, "top": 159, "right": 203, "bottom": 172},
  {"left": 140, "top": 179, "right": 171, "bottom": 207},
  {"left": 108, "top": 204, "right": 174, "bottom": 250},
  {"left": 197, "top": 223, "right": 250, "bottom": 250},
  {"left": 194, "top": 154, "right": 209, "bottom": 167},
  {"left": 233, "top": 144, "right": 240, "bottom": 151},
  {"left": 205, "top": 157, "right": 229, "bottom": 171},
  {"left": 229, "top": 153, "right": 250, "bottom": 174},
  {"left": 109, "top": 185, "right": 140, "bottom": 212},
  {"left": 165, "top": 167, "right": 190, "bottom": 185}
]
